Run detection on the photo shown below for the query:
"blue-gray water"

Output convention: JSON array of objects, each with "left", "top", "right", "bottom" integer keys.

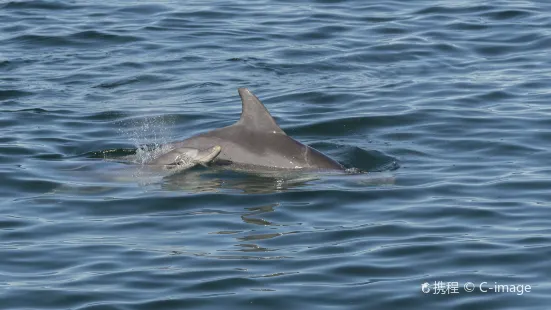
[{"left": 1, "top": 1, "right": 550, "bottom": 309}]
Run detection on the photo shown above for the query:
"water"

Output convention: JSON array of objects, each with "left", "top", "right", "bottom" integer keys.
[{"left": 1, "top": 0, "right": 550, "bottom": 309}]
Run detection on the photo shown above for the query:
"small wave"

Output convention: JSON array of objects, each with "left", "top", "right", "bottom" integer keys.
[
  {"left": 93, "top": 74, "right": 170, "bottom": 89},
  {"left": 6, "top": 31, "right": 142, "bottom": 48},
  {"left": 0, "top": 89, "right": 33, "bottom": 100},
  {"left": 69, "top": 30, "right": 142, "bottom": 44},
  {"left": 1, "top": 0, "right": 80, "bottom": 10}
]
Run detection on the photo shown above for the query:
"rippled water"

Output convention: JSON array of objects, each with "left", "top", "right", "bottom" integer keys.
[{"left": 1, "top": 0, "right": 550, "bottom": 309}]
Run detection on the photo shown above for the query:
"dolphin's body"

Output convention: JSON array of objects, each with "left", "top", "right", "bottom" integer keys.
[{"left": 166, "top": 88, "right": 343, "bottom": 172}]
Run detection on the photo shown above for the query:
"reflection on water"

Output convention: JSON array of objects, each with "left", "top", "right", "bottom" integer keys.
[
  {"left": 91, "top": 145, "right": 396, "bottom": 194},
  {"left": 153, "top": 165, "right": 395, "bottom": 194},
  {"left": 161, "top": 169, "right": 317, "bottom": 194},
  {"left": 209, "top": 203, "right": 292, "bottom": 258}
]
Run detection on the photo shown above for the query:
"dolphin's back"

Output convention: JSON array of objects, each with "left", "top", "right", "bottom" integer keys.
[{"left": 179, "top": 125, "right": 342, "bottom": 170}]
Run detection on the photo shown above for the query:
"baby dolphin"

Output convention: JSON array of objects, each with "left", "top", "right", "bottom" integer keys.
[{"left": 149, "top": 145, "right": 222, "bottom": 172}]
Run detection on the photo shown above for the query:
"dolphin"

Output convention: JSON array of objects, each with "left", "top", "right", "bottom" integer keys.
[
  {"left": 148, "top": 145, "right": 222, "bottom": 172},
  {"left": 165, "top": 88, "right": 344, "bottom": 172}
]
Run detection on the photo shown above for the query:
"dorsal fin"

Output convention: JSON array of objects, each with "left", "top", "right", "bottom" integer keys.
[{"left": 236, "top": 88, "right": 286, "bottom": 135}]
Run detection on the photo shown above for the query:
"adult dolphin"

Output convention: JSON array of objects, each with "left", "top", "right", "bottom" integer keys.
[{"left": 167, "top": 88, "right": 344, "bottom": 172}]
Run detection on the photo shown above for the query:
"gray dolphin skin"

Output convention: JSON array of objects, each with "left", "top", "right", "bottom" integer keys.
[
  {"left": 169, "top": 88, "right": 344, "bottom": 171},
  {"left": 149, "top": 145, "right": 222, "bottom": 172}
]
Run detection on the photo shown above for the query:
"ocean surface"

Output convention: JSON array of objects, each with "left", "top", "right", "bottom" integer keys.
[{"left": 1, "top": 0, "right": 550, "bottom": 309}]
